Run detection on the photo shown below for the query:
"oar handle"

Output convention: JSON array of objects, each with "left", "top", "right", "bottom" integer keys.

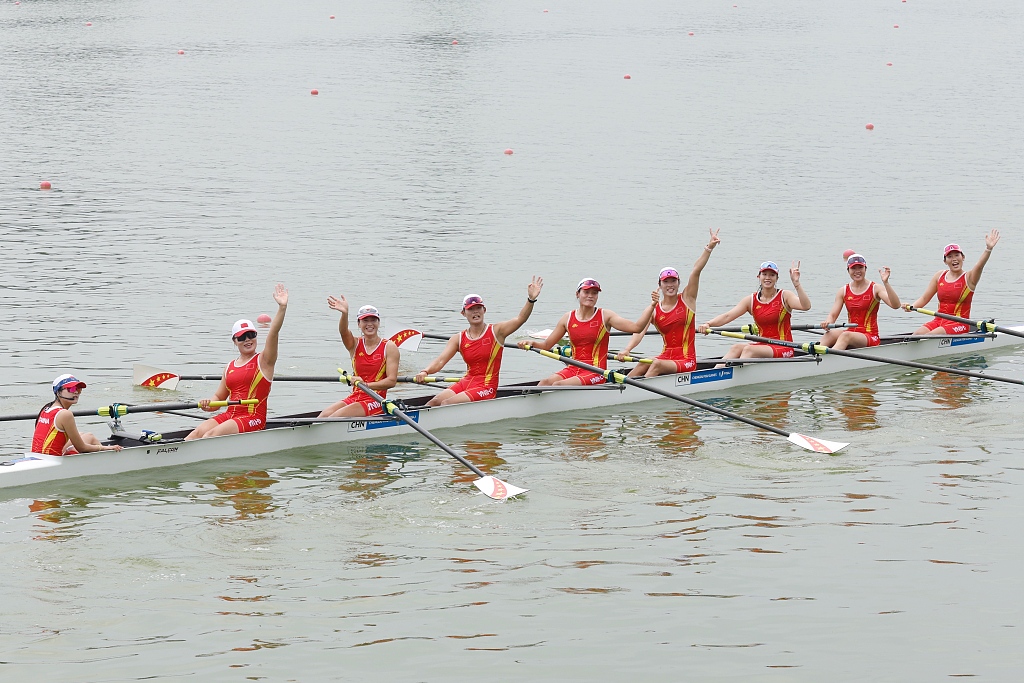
[
  {"left": 905, "top": 306, "right": 1020, "bottom": 337},
  {"left": 396, "top": 376, "right": 460, "bottom": 384},
  {"left": 95, "top": 399, "right": 258, "bottom": 417}
]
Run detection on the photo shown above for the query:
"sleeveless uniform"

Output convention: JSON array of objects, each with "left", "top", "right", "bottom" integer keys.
[
  {"left": 923, "top": 272, "right": 973, "bottom": 334},
  {"left": 556, "top": 309, "right": 609, "bottom": 384},
  {"left": 343, "top": 338, "right": 389, "bottom": 415},
  {"left": 449, "top": 325, "right": 503, "bottom": 401},
  {"left": 653, "top": 299, "right": 697, "bottom": 372},
  {"left": 32, "top": 404, "right": 75, "bottom": 455},
  {"left": 213, "top": 353, "right": 272, "bottom": 432},
  {"left": 749, "top": 291, "right": 795, "bottom": 358},
  {"left": 844, "top": 282, "right": 882, "bottom": 347}
]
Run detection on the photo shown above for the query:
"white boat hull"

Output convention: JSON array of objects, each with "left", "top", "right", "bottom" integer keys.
[{"left": 2, "top": 330, "right": 1020, "bottom": 490}]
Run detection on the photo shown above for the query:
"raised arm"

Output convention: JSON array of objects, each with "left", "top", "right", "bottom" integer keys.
[
  {"left": 493, "top": 276, "right": 544, "bottom": 343},
  {"left": 905, "top": 272, "right": 940, "bottom": 310},
  {"left": 328, "top": 294, "right": 357, "bottom": 355},
  {"left": 966, "top": 229, "right": 1000, "bottom": 289},
  {"left": 875, "top": 267, "right": 901, "bottom": 309},
  {"left": 783, "top": 260, "right": 811, "bottom": 312},
  {"left": 698, "top": 297, "right": 752, "bottom": 332},
  {"left": 415, "top": 334, "right": 461, "bottom": 381},
  {"left": 681, "top": 228, "right": 720, "bottom": 310},
  {"left": 821, "top": 287, "right": 846, "bottom": 327},
  {"left": 605, "top": 298, "right": 657, "bottom": 334},
  {"left": 260, "top": 284, "right": 288, "bottom": 378},
  {"left": 519, "top": 313, "right": 570, "bottom": 351}
]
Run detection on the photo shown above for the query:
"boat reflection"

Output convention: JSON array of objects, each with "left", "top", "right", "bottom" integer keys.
[
  {"left": 336, "top": 444, "right": 409, "bottom": 497},
  {"left": 28, "top": 498, "right": 86, "bottom": 542},
  {"left": 835, "top": 383, "right": 880, "bottom": 431},
  {"left": 450, "top": 440, "right": 506, "bottom": 485},
  {"left": 561, "top": 420, "right": 608, "bottom": 460},
  {"left": 213, "top": 470, "right": 277, "bottom": 520},
  {"left": 651, "top": 410, "right": 702, "bottom": 455},
  {"left": 929, "top": 372, "right": 975, "bottom": 411}
]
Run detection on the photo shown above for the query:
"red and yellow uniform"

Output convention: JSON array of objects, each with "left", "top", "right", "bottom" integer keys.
[
  {"left": 923, "top": 273, "right": 973, "bottom": 334},
  {"left": 342, "top": 338, "right": 389, "bottom": 415},
  {"left": 654, "top": 300, "right": 697, "bottom": 372},
  {"left": 449, "top": 325, "right": 503, "bottom": 401},
  {"left": 32, "top": 405, "right": 74, "bottom": 455},
  {"left": 213, "top": 353, "right": 272, "bottom": 432},
  {"left": 556, "top": 309, "right": 610, "bottom": 384},
  {"left": 844, "top": 282, "right": 882, "bottom": 347},
  {"left": 750, "top": 291, "right": 795, "bottom": 358}
]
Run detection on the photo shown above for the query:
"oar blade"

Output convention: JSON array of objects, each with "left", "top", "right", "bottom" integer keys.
[
  {"left": 389, "top": 329, "right": 422, "bottom": 351},
  {"left": 473, "top": 476, "right": 528, "bottom": 500},
  {"left": 787, "top": 433, "right": 849, "bottom": 455},
  {"left": 529, "top": 329, "right": 555, "bottom": 340},
  {"left": 133, "top": 364, "right": 181, "bottom": 390}
]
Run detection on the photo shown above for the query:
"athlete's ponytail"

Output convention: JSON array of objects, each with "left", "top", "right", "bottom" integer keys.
[{"left": 35, "top": 400, "right": 55, "bottom": 426}]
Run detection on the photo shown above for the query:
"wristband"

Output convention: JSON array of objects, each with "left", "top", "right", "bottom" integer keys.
[{"left": 528, "top": 297, "right": 538, "bottom": 303}]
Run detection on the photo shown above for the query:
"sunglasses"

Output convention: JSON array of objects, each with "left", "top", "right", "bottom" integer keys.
[{"left": 234, "top": 331, "right": 257, "bottom": 342}]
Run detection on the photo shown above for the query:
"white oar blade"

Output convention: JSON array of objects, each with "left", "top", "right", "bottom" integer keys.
[
  {"left": 133, "top": 364, "right": 181, "bottom": 390},
  {"left": 473, "top": 476, "right": 528, "bottom": 500},
  {"left": 529, "top": 329, "right": 554, "bottom": 340},
  {"left": 389, "top": 329, "right": 422, "bottom": 352},
  {"left": 787, "top": 433, "right": 849, "bottom": 455}
]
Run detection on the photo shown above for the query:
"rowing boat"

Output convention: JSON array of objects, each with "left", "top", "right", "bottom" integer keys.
[{"left": 2, "top": 329, "right": 1021, "bottom": 490}]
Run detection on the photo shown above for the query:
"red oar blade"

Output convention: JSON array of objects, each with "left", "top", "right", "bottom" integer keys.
[
  {"left": 473, "top": 476, "right": 528, "bottom": 500},
  {"left": 787, "top": 433, "right": 849, "bottom": 454},
  {"left": 389, "top": 329, "right": 422, "bottom": 351},
  {"left": 133, "top": 364, "right": 181, "bottom": 390}
]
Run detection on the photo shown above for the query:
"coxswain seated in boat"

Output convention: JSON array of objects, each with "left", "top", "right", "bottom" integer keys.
[
  {"left": 523, "top": 277, "right": 655, "bottom": 386},
  {"left": 320, "top": 299, "right": 399, "bottom": 417},
  {"left": 903, "top": 230, "right": 1000, "bottom": 334},
  {"left": 697, "top": 260, "right": 810, "bottom": 360},
  {"left": 32, "top": 375, "right": 123, "bottom": 455},
  {"left": 616, "top": 228, "right": 720, "bottom": 377},
  {"left": 186, "top": 284, "right": 288, "bottom": 440},
  {"left": 416, "top": 277, "right": 544, "bottom": 405},
  {"left": 819, "top": 252, "right": 901, "bottom": 349}
]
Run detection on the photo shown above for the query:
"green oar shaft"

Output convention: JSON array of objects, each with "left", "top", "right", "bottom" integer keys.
[
  {"left": 714, "top": 331, "right": 1024, "bottom": 386},
  {"left": 0, "top": 400, "right": 256, "bottom": 423},
  {"left": 908, "top": 306, "right": 1024, "bottom": 340}
]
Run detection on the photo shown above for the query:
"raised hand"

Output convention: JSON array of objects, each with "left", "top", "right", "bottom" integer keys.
[
  {"left": 273, "top": 283, "right": 289, "bottom": 307},
  {"left": 328, "top": 294, "right": 349, "bottom": 314},
  {"left": 707, "top": 227, "right": 721, "bottom": 250},
  {"left": 879, "top": 267, "right": 891, "bottom": 283},
  {"left": 651, "top": 289, "right": 660, "bottom": 305},
  {"left": 985, "top": 229, "right": 1000, "bottom": 250},
  {"left": 528, "top": 276, "right": 544, "bottom": 300},
  {"left": 789, "top": 260, "right": 801, "bottom": 286}
]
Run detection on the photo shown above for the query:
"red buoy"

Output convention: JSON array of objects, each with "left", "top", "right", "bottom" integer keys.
[
  {"left": 85, "top": 22, "right": 92, "bottom": 26},
  {"left": 311, "top": 89, "right": 319, "bottom": 95},
  {"left": 504, "top": 149, "right": 514, "bottom": 155},
  {"left": 40, "top": 181, "right": 52, "bottom": 190},
  {"left": 688, "top": 31, "right": 694, "bottom": 36},
  {"left": 623, "top": 74, "right": 631, "bottom": 79},
  {"left": 893, "top": 24, "right": 899, "bottom": 28},
  {"left": 178, "top": 50, "right": 184, "bottom": 55},
  {"left": 543, "top": 9, "right": 549, "bottom": 12},
  {"left": 256, "top": 313, "right": 272, "bottom": 324},
  {"left": 330, "top": 15, "right": 335, "bottom": 19},
  {"left": 865, "top": 123, "right": 874, "bottom": 130},
  {"left": 452, "top": 39, "right": 458, "bottom": 44},
  {"left": 843, "top": 249, "right": 856, "bottom": 260},
  {"left": 886, "top": 62, "right": 892, "bottom": 66}
]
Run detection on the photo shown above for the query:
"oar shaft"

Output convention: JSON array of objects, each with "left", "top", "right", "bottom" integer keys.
[
  {"left": 909, "top": 307, "right": 1024, "bottom": 339},
  {"left": 351, "top": 378, "right": 487, "bottom": 478},
  {"left": 0, "top": 399, "right": 257, "bottom": 423}
]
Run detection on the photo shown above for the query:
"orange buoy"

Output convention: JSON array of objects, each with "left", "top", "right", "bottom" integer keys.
[
  {"left": 865, "top": 123, "right": 874, "bottom": 130},
  {"left": 504, "top": 149, "right": 514, "bottom": 155},
  {"left": 256, "top": 313, "right": 272, "bottom": 324},
  {"left": 311, "top": 89, "right": 319, "bottom": 95},
  {"left": 40, "top": 181, "right": 52, "bottom": 190},
  {"left": 623, "top": 74, "right": 631, "bottom": 79}
]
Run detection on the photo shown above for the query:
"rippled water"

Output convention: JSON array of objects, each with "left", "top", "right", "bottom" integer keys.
[{"left": 2, "top": 0, "right": 1024, "bottom": 679}]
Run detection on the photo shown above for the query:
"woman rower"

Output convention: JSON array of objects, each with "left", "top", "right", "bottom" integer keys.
[
  {"left": 415, "top": 277, "right": 544, "bottom": 406},
  {"left": 697, "top": 260, "right": 810, "bottom": 359},
  {"left": 186, "top": 284, "right": 288, "bottom": 440},
  {"left": 819, "top": 253, "right": 901, "bottom": 349},
  {"left": 320, "top": 298, "right": 399, "bottom": 417},
  {"left": 616, "top": 229, "right": 721, "bottom": 377},
  {"left": 32, "top": 375, "right": 123, "bottom": 455},
  {"left": 903, "top": 230, "right": 1000, "bottom": 334},
  {"left": 523, "top": 278, "right": 656, "bottom": 386}
]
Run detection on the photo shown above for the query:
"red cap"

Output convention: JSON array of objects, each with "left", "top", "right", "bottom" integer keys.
[{"left": 943, "top": 243, "right": 963, "bottom": 258}]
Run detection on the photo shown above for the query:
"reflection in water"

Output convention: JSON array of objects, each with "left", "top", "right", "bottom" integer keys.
[
  {"left": 214, "top": 471, "right": 277, "bottom": 520},
  {"left": 835, "top": 384, "right": 880, "bottom": 431},
  {"left": 336, "top": 444, "right": 410, "bottom": 497},
  {"left": 28, "top": 498, "right": 88, "bottom": 542},
  {"left": 562, "top": 421, "right": 607, "bottom": 461},
  {"left": 929, "top": 372, "right": 975, "bottom": 411},
  {"left": 451, "top": 441, "right": 505, "bottom": 485},
  {"left": 652, "top": 411, "right": 702, "bottom": 455}
]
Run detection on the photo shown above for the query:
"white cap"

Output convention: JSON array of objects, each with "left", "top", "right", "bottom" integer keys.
[
  {"left": 231, "top": 319, "right": 257, "bottom": 339},
  {"left": 357, "top": 305, "right": 380, "bottom": 320},
  {"left": 52, "top": 374, "right": 86, "bottom": 393}
]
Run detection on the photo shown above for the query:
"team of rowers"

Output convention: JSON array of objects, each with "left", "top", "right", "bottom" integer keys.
[{"left": 31, "top": 229, "right": 1001, "bottom": 456}]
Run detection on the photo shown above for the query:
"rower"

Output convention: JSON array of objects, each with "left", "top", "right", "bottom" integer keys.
[
  {"left": 819, "top": 253, "right": 901, "bottom": 349},
  {"left": 616, "top": 228, "right": 721, "bottom": 377},
  {"left": 523, "top": 277, "right": 656, "bottom": 386},
  {"left": 319, "top": 298, "right": 399, "bottom": 417},
  {"left": 31, "top": 375, "right": 123, "bottom": 455},
  {"left": 697, "top": 260, "right": 810, "bottom": 359},
  {"left": 186, "top": 284, "right": 288, "bottom": 440},
  {"left": 415, "top": 277, "right": 544, "bottom": 405},
  {"left": 903, "top": 230, "right": 1000, "bottom": 334}
]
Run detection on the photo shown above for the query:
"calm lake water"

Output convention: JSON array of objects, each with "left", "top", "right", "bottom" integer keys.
[{"left": 2, "top": 0, "right": 1023, "bottom": 679}]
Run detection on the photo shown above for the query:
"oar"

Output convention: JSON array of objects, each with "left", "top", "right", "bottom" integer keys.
[
  {"left": 0, "top": 399, "right": 257, "bottom": 423},
  {"left": 514, "top": 344, "right": 848, "bottom": 454},
  {"left": 709, "top": 330, "right": 1024, "bottom": 387},
  {"left": 906, "top": 306, "right": 1024, "bottom": 340},
  {"left": 526, "top": 322, "right": 857, "bottom": 340},
  {"left": 341, "top": 373, "right": 527, "bottom": 500}
]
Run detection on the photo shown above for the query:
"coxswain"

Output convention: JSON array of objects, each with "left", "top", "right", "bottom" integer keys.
[
  {"left": 523, "top": 278, "right": 656, "bottom": 386},
  {"left": 697, "top": 261, "right": 810, "bottom": 359},
  {"left": 319, "top": 298, "right": 399, "bottom": 417},
  {"left": 186, "top": 284, "right": 288, "bottom": 439},
  {"left": 416, "top": 277, "right": 544, "bottom": 405},
  {"left": 903, "top": 230, "right": 1000, "bottom": 334},
  {"left": 616, "top": 229, "right": 721, "bottom": 377},
  {"left": 32, "top": 375, "right": 123, "bottom": 455},
  {"left": 819, "top": 253, "right": 901, "bottom": 349}
]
